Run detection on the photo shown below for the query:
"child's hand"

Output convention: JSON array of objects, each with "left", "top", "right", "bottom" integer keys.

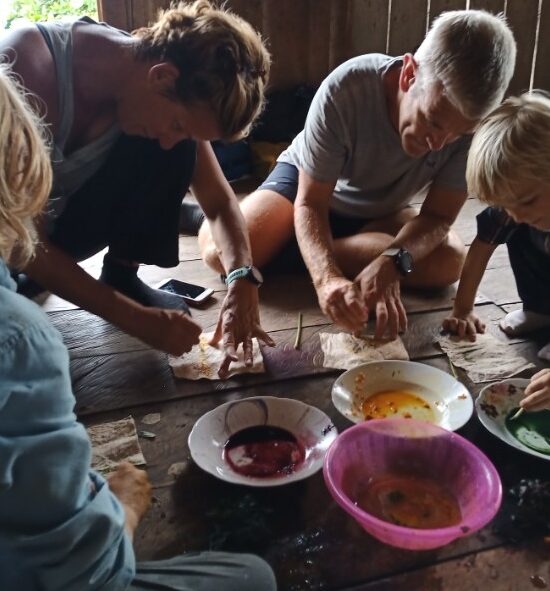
[
  {"left": 522, "top": 369, "right": 550, "bottom": 411},
  {"left": 442, "top": 310, "right": 486, "bottom": 341}
]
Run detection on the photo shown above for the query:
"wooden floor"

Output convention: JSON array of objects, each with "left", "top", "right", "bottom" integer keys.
[{"left": 41, "top": 193, "right": 550, "bottom": 591}]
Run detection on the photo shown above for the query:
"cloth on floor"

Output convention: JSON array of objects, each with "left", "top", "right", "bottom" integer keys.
[
  {"left": 169, "top": 333, "right": 265, "bottom": 380},
  {"left": 437, "top": 333, "right": 535, "bottom": 383},
  {"left": 86, "top": 416, "right": 146, "bottom": 474},
  {"left": 320, "top": 332, "right": 409, "bottom": 370}
]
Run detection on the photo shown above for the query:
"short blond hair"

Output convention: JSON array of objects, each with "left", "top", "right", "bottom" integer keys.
[
  {"left": 415, "top": 10, "right": 516, "bottom": 120},
  {"left": 466, "top": 91, "right": 550, "bottom": 205},
  {"left": 133, "top": 0, "right": 270, "bottom": 141},
  {"left": 0, "top": 62, "right": 52, "bottom": 267}
]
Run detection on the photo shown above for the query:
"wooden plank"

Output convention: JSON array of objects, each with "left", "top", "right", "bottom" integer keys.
[
  {"left": 349, "top": 0, "right": 389, "bottom": 56},
  {"left": 307, "top": 0, "right": 332, "bottom": 86},
  {"left": 429, "top": 0, "right": 467, "bottom": 26},
  {"left": 86, "top": 362, "right": 548, "bottom": 588},
  {"left": 261, "top": 0, "right": 310, "bottom": 90},
  {"left": 468, "top": 0, "right": 505, "bottom": 14},
  {"left": 225, "top": 0, "right": 264, "bottom": 32},
  {"left": 505, "top": 0, "right": 539, "bottom": 95},
  {"left": 329, "top": 0, "right": 353, "bottom": 70},
  {"left": 356, "top": 542, "right": 550, "bottom": 590},
  {"left": 479, "top": 266, "right": 521, "bottom": 305},
  {"left": 388, "top": 0, "right": 428, "bottom": 56},
  {"left": 533, "top": 0, "right": 550, "bottom": 92},
  {"left": 97, "top": 0, "right": 132, "bottom": 29}
]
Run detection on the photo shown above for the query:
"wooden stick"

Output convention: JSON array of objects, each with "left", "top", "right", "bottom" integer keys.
[
  {"left": 447, "top": 356, "right": 458, "bottom": 379},
  {"left": 509, "top": 407, "right": 525, "bottom": 421},
  {"left": 293, "top": 312, "right": 303, "bottom": 350}
]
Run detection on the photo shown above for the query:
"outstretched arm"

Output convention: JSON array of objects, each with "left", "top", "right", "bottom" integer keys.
[
  {"left": 191, "top": 141, "right": 274, "bottom": 377},
  {"left": 294, "top": 168, "right": 368, "bottom": 332},
  {"left": 442, "top": 237, "right": 496, "bottom": 339}
]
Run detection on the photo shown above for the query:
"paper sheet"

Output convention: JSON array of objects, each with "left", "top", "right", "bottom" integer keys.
[
  {"left": 437, "top": 333, "right": 535, "bottom": 383},
  {"left": 86, "top": 416, "right": 146, "bottom": 474},
  {"left": 169, "top": 332, "right": 265, "bottom": 380},
  {"left": 320, "top": 332, "right": 409, "bottom": 370}
]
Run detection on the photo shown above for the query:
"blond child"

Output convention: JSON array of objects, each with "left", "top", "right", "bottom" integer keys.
[{"left": 443, "top": 91, "right": 550, "bottom": 412}]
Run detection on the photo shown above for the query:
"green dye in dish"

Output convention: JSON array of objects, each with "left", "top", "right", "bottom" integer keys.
[{"left": 505, "top": 408, "right": 550, "bottom": 455}]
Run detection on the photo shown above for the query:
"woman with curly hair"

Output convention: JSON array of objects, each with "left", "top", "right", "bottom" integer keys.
[{"left": 1, "top": 1, "right": 273, "bottom": 375}]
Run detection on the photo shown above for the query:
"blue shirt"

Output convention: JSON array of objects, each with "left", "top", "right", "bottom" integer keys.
[{"left": 0, "top": 259, "right": 135, "bottom": 590}]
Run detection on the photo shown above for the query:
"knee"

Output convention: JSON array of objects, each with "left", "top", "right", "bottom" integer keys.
[
  {"left": 198, "top": 222, "right": 224, "bottom": 274},
  {"left": 431, "top": 234, "right": 466, "bottom": 288}
]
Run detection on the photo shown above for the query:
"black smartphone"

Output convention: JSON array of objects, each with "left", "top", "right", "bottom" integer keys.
[{"left": 157, "top": 279, "right": 214, "bottom": 305}]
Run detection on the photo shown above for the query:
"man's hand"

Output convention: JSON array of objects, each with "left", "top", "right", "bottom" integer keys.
[
  {"left": 315, "top": 276, "right": 368, "bottom": 333},
  {"left": 125, "top": 306, "right": 202, "bottom": 356},
  {"left": 108, "top": 463, "right": 152, "bottom": 539},
  {"left": 522, "top": 369, "right": 550, "bottom": 411},
  {"left": 355, "top": 257, "right": 407, "bottom": 339},
  {"left": 442, "top": 309, "right": 486, "bottom": 341},
  {"left": 209, "top": 280, "right": 275, "bottom": 378}
]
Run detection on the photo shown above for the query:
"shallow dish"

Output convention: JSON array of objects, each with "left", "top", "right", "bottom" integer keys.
[
  {"left": 323, "top": 419, "right": 502, "bottom": 550},
  {"left": 332, "top": 360, "right": 473, "bottom": 431},
  {"left": 188, "top": 396, "right": 338, "bottom": 486},
  {"left": 476, "top": 378, "right": 550, "bottom": 461}
]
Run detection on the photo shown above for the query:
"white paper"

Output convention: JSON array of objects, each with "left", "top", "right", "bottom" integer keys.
[
  {"left": 320, "top": 332, "right": 409, "bottom": 370},
  {"left": 169, "top": 332, "right": 265, "bottom": 380}
]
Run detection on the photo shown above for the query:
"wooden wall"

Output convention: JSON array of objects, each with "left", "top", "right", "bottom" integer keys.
[{"left": 98, "top": 0, "right": 549, "bottom": 95}]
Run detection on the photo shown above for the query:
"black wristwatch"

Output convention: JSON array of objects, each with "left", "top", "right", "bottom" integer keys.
[
  {"left": 381, "top": 247, "right": 413, "bottom": 276},
  {"left": 225, "top": 265, "right": 264, "bottom": 286}
]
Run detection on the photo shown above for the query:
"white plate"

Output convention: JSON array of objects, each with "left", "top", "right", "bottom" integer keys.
[
  {"left": 476, "top": 379, "right": 550, "bottom": 461},
  {"left": 188, "top": 396, "right": 338, "bottom": 487},
  {"left": 332, "top": 360, "right": 473, "bottom": 432}
]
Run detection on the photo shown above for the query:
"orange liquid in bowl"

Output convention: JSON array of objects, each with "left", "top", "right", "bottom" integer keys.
[
  {"left": 356, "top": 473, "right": 462, "bottom": 529},
  {"left": 361, "top": 390, "right": 435, "bottom": 422}
]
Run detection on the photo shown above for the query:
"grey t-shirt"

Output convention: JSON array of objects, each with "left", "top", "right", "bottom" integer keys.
[{"left": 278, "top": 54, "right": 470, "bottom": 219}]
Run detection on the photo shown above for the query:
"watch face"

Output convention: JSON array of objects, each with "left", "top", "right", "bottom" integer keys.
[
  {"left": 250, "top": 266, "right": 264, "bottom": 284},
  {"left": 398, "top": 250, "right": 413, "bottom": 274}
]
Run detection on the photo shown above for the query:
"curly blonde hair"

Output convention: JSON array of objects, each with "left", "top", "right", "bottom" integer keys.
[
  {"left": 0, "top": 63, "right": 52, "bottom": 267},
  {"left": 467, "top": 91, "right": 550, "bottom": 205},
  {"left": 133, "top": 0, "right": 270, "bottom": 141}
]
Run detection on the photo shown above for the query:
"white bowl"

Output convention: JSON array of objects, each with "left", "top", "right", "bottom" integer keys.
[
  {"left": 476, "top": 378, "right": 550, "bottom": 461},
  {"left": 188, "top": 396, "right": 338, "bottom": 486},
  {"left": 332, "top": 360, "right": 473, "bottom": 432}
]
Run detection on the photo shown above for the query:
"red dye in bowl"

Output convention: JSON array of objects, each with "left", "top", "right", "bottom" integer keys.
[{"left": 223, "top": 425, "right": 305, "bottom": 477}]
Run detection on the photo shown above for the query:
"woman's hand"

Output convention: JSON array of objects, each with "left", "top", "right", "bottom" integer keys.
[
  {"left": 209, "top": 280, "right": 274, "bottom": 378},
  {"left": 522, "top": 369, "right": 550, "bottom": 411},
  {"left": 108, "top": 463, "right": 152, "bottom": 539},
  {"left": 122, "top": 306, "right": 202, "bottom": 356},
  {"left": 442, "top": 309, "right": 485, "bottom": 341}
]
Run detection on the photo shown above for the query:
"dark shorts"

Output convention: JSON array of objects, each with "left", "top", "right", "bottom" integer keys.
[
  {"left": 48, "top": 135, "right": 196, "bottom": 267},
  {"left": 257, "top": 161, "right": 370, "bottom": 238}
]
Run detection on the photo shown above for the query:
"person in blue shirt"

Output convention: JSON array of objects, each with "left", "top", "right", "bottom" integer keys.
[{"left": 0, "top": 64, "right": 276, "bottom": 591}]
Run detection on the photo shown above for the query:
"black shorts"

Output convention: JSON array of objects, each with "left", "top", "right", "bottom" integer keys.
[
  {"left": 257, "top": 161, "right": 370, "bottom": 238},
  {"left": 48, "top": 135, "right": 196, "bottom": 267}
]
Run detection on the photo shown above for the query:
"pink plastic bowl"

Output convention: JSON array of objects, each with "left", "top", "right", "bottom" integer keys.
[{"left": 323, "top": 418, "right": 502, "bottom": 550}]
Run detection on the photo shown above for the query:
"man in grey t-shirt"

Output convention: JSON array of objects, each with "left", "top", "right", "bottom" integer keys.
[{"left": 199, "top": 10, "right": 516, "bottom": 337}]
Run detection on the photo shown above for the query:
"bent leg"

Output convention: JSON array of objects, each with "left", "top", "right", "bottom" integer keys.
[
  {"left": 198, "top": 189, "right": 295, "bottom": 273},
  {"left": 333, "top": 208, "right": 465, "bottom": 289},
  {"left": 131, "top": 552, "right": 277, "bottom": 591}
]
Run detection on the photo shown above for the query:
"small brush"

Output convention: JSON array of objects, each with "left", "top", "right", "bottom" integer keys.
[{"left": 509, "top": 407, "right": 525, "bottom": 421}]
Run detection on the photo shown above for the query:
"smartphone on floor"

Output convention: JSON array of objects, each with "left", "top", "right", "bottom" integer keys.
[{"left": 157, "top": 278, "right": 214, "bottom": 306}]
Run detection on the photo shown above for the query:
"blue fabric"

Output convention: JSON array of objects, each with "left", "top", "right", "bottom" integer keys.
[
  {"left": 0, "top": 259, "right": 135, "bottom": 590},
  {"left": 476, "top": 206, "right": 518, "bottom": 245}
]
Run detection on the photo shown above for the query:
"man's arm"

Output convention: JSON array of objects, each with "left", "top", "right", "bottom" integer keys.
[
  {"left": 190, "top": 141, "right": 274, "bottom": 376},
  {"left": 295, "top": 168, "right": 368, "bottom": 332}
]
